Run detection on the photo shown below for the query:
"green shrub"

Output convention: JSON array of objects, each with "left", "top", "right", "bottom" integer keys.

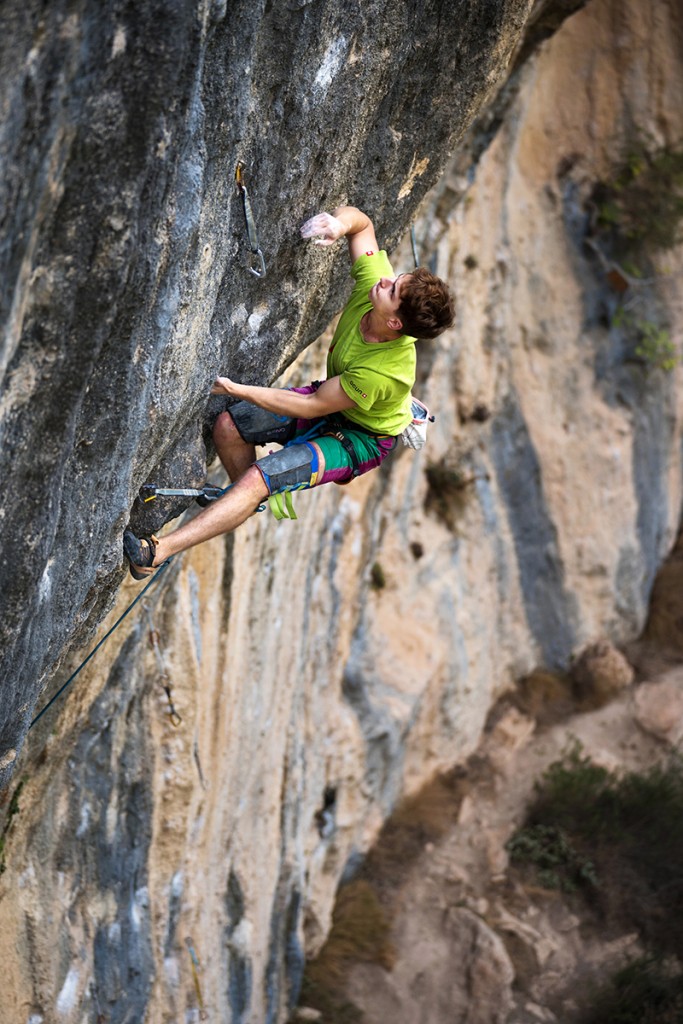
[
  {"left": 527, "top": 744, "right": 615, "bottom": 837},
  {"left": 370, "top": 562, "right": 386, "bottom": 590},
  {"left": 511, "top": 748, "right": 683, "bottom": 957},
  {"left": 581, "top": 957, "right": 683, "bottom": 1024},
  {"left": 507, "top": 823, "right": 598, "bottom": 893},
  {"left": 634, "top": 319, "right": 678, "bottom": 372},
  {"left": 596, "top": 143, "right": 683, "bottom": 256},
  {"left": 612, "top": 306, "right": 679, "bottom": 372}
]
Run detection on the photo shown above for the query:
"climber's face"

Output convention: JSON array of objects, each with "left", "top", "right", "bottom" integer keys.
[{"left": 369, "top": 273, "right": 411, "bottom": 330}]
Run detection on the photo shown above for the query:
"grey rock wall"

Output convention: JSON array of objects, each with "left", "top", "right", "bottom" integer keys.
[
  {"left": 0, "top": 0, "right": 538, "bottom": 786},
  {"left": 1, "top": 2, "right": 682, "bottom": 1022}
]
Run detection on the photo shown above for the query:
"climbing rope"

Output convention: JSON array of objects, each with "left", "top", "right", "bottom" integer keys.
[
  {"left": 29, "top": 558, "right": 174, "bottom": 730},
  {"left": 30, "top": 413, "right": 325, "bottom": 728}
]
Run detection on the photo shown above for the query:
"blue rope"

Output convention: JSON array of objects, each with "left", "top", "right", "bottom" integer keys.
[
  {"left": 29, "top": 558, "right": 173, "bottom": 730},
  {"left": 29, "top": 441, "right": 315, "bottom": 731},
  {"left": 286, "top": 421, "right": 325, "bottom": 447}
]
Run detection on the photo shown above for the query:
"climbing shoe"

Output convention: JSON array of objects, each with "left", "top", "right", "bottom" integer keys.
[{"left": 123, "top": 530, "right": 159, "bottom": 581}]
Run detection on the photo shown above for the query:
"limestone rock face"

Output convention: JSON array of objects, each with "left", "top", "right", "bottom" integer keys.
[
  {"left": 1, "top": 1, "right": 683, "bottom": 1023},
  {"left": 633, "top": 670, "right": 683, "bottom": 746},
  {"left": 348, "top": 907, "right": 515, "bottom": 1024},
  {"left": 0, "top": 0, "right": 537, "bottom": 780}
]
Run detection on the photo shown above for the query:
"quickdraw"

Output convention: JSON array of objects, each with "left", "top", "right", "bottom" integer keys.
[
  {"left": 235, "top": 161, "right": 267, "bottom": 279},
  {"left": 141, "top": 484, "right": 224, "bottom": 504},
  {"left": 185, "top": 937, "right": 209, "bottom": 1021},
  {"left": 141, "top": 481, "right": 267, "bottom": 514},
  {"left": 145, "top": 606, "right": 182, "bottom": 727},
  {"left": 410, "top": 223, "right": 420, "bottom": 269}
]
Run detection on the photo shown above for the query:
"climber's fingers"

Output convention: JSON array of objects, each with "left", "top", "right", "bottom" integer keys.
[
  {"left": 300, "top": 212, "right": 345, "bottom": 245},
  {"left": 210, "top": 376, "right": 238, "bottom": 396}
]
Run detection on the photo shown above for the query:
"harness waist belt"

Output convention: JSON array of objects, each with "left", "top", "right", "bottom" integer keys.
[{"left": 330, "top": 414, "right": 396, "bottom": 440}]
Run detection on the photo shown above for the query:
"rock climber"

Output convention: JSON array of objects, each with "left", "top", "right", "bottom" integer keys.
[{"left": 123, "top": 206, "right": 455, "bottom": 579}]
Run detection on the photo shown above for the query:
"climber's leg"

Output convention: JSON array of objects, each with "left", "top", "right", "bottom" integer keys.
[
  {"left": 213, "top": 411, "right": 256, "bottom": 481},
  {"left": 127, "top": 466, "right": 270, "bottom": 574},
  {"left": 213, "top": 394, "right": 308, "bottom": 482},
  {"left": 252, "top": 441, "right": 323, "bottom": 493}
]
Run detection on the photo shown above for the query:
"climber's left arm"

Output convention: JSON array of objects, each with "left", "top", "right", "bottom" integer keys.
[
  {"left": 300, "top": 206, "right": 379, "bottom": 264},
  {"left": 211, "top": 375, "right": 357, "bottom": 417}
]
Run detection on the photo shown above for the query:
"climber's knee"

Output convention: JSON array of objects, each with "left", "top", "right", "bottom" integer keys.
[
  {"left": 240, "top": 463, "right": 270, "bottom": 498},
  {"left": 213, "top": 411, "right": 242, "bottom": 448},
  {"left": 254, "top": 443, "right": 320, "bottom": 494}
]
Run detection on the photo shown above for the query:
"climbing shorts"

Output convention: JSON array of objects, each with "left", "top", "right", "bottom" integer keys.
[{"left": 228, "top": 384, "right": 398, "bottom": 493}]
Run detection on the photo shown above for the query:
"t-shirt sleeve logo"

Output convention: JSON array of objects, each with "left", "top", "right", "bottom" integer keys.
[{"left": 347, "top": 378, "right": 368, "bottom": 399}]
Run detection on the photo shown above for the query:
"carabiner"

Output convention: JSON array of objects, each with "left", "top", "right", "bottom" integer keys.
[
  {"left": 185, "top": 938, "right": 209, "bottom": 1022},
  {"left": 168, "top": 707, "right": 183, "bottom": 728},
  {"left": 247, "top": 246, "right": 267, "bottom": 279},
  {"left": 235, "top": 161, "right": 267, "bottom": 279}
]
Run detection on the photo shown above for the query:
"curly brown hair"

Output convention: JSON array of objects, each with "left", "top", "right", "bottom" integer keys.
[{"left": 398, "top": 267, "right": 455, "bottom": 340}]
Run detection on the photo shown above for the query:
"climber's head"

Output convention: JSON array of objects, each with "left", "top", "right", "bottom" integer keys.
[
  {"left": 368, "top": 274, "right": 411, "bottom": 333},
  {"left": 395, "top": 267, "right": 455, "bottom": 340}
]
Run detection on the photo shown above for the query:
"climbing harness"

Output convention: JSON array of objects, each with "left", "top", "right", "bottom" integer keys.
[
  {"left": 324, "top": 417, "right": 363, "bottom": 478},
  {"left": 144, "top": 604, "right": 182, "bottom": 727},
  {"left": 235, "top": 161, "right": 267, "bottom": 279},
  {"left": 185, "top": 937, "right": 209, "bottom": 1021},
  {"left": 141, "top": 484, "right": 224, "bottom": 504}
]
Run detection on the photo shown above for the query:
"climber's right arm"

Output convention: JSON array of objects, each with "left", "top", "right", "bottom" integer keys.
[{"left": 210, "top": 375, "right": 356, "bottom": 417}]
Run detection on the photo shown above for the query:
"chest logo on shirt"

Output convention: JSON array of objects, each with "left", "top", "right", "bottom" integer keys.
[{"left": 347, "top": 379, "right": 368, "bottom": 399}]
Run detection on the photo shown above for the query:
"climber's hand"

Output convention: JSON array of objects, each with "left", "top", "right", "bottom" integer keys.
[
  {"left": 211, "top": 376, "right": 241, "bottom": 397},
  {"left": 300, "top": 212, "right": 346, "bottom": 246}
]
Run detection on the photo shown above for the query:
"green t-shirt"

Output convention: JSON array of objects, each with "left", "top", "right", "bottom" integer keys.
[{"left": 327, "top": 251, "right": 416, "bottom": 435}]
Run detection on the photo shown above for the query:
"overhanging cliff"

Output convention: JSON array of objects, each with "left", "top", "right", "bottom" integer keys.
[{"left": 0, "top": 0, "right": 548, "bottom": 783}]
